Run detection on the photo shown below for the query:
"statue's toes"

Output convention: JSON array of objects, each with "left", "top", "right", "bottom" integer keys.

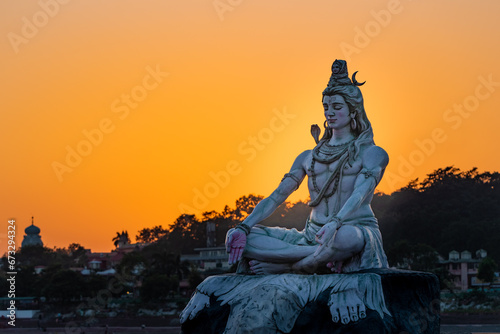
[
  {"left": 349, "top": 305, "right": 359, "bottom": 322},
  {"left": 249, "top": 261, "right": 261, "bottom": 274},
  {"left": 339, "top": 307, "right": 350, "bottom": 325},
  {"left": 332, "top": 310, "right": 340, "bottom": 323}
]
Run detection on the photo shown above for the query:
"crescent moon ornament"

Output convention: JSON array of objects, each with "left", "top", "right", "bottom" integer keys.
[{"left": 352, "top": 71, "right": 366, "bottom": 86}]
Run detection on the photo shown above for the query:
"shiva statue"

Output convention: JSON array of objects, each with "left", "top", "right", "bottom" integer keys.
[
  {"left": 226, "top": 59, "right": 389, "bottom": 275},
  {"left": 181, "top": 62, "right": 440, "bottom": 333}
]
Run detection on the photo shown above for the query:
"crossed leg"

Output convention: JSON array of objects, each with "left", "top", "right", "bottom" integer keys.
[
  {"left": 244, "top": 227, "right": 317, "bottom": 263},
  {"left": 292, "top": 225, "right": 365, "bottom": 273},
  {"left": 245, "top": 225, "right": 365, "bottom": 275}
]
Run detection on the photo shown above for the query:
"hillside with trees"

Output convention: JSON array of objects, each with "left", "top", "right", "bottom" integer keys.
[
  {"left": 127, "top": 166, "right": 500, "bottom": 267},
  {"left": 1, "top": 166, "right": 499, "bottom": 324},
  {"left": 374, "top": 167, "right": 500, "bottom": 264}
]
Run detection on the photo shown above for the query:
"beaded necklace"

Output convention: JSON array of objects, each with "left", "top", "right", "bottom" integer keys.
[{"left": 308, "top": 139, "right": 355, "bottom": 216}]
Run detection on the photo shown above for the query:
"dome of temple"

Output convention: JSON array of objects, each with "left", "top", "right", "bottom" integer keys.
[
  {"left": 25, "top": 223, "right": 40, "bottom": 235},
  {"left": 22, "top": 217, "right": 43, "bottom": 248}
]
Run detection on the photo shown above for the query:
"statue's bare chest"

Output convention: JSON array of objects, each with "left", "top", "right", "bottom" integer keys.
[{"left": 307, "top": 156, "right": 362, "bottom": 178}]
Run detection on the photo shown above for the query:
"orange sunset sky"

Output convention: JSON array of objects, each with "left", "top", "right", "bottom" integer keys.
[{"left": 1, "top": 0, "right": 500, "bottom": 252}]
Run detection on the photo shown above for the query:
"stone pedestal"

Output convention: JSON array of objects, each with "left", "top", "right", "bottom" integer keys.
[{"left": 181, "top": 269, "right": 440, "bottom": 334}]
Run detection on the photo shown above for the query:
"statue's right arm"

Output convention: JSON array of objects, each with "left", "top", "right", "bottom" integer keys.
[
  {"left": 226, "top": 150, "right": 309, "bottom": 264},
  {"left": 240, "top": 150, "right": 310, "bottom": 228}
]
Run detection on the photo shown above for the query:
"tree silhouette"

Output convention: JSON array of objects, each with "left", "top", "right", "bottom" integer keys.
[
  {"left": 376, "top": 166, "right": 500, "bottom": 264},
  {"left": 233, "top": 194, "right": 264, "bottom": 219},
  {"left": 477, "top": 257, "right": 498, "bottom": 286},
  {"left": 112, "top": 230, "right": 131, "bottom": 248},
  {"left": 136, "top": 225, "right": 169, "bottom": 243},
  {"left": 41, "top": 269, "right": 86, "bottom": 303}
]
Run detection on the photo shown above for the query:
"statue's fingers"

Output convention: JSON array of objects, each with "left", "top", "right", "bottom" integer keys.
[
  {"left": 235, "top": 246, "right": 244, "bottom": 262},
  {"left": 231, "top": 248, "right": 240, "bottom": 264},
  {"left": 315, "top": 229, "right": 325, "bottom": 240},
  {"left": 229, "top": 246, "right": 243, "bottom": 264},
  {"left": 226, "top": 234, "right": 233, "bottom": 253},
  {"left": 228, "top": 247, "right": 237, "bottom": 265}
]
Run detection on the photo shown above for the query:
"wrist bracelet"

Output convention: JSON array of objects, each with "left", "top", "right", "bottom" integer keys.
[
  {"left": 330, "top": 216, "right": 342, "bottom": 230},
  {"left": 236, "top": 223, "right": 251, "bottom": 235},
  {"left": 330, "top": 216, "right": 341, "bottom": 224}
]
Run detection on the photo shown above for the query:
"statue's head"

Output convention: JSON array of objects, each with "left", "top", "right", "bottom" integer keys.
[
  {"left": 331, "top": 59, "right": 347, "bottom": 75},
  {"left": 320, "top": 60, "right": 374, "bottom": 147}
]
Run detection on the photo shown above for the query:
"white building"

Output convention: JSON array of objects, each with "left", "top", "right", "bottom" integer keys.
[
  {"left": 181, "top": 247, "right": 231, "bottom": 274},
  {"left": 440, "top": 249, "right": 492, "bottom": 291}
]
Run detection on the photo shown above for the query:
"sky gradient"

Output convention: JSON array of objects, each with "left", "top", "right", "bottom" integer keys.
[{"left": 2, "top": 0, "right": 500, "bottom": 252}]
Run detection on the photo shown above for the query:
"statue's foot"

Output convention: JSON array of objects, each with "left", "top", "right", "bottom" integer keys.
[
  {"left": 249, "top": 260, "right": 292, "bottom": 274},
  {"left": 327, "top": 261, "right": 343, "bottom": 273},
  {"left": 329, "top": 289, "right": 366, "bottom": 324}
]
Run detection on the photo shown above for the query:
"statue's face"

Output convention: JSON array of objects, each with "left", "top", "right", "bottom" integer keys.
[
  {"left": 323, "top": 95, "right": 351, "bottom": 130},
  {"left": 332, "top": 63, "right": 341, "bottom": 74}
]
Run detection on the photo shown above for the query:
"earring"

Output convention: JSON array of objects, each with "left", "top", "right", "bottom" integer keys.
[
  {"left": 350, "top": 118, "right": 357, "bottom": 130},
  {"left": 324, "top": 120, "right": 329, "bottom": 129}
]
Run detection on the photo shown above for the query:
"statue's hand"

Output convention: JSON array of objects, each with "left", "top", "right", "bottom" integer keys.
[
  {"left": 226, "top": 228, "right": 247, "bottom": 265},
  {"left": 315, "top": 222, "right": 338, "bottom": 245},
  {"left": 314, "top": 221, "right": 342, "bottom": 258}
]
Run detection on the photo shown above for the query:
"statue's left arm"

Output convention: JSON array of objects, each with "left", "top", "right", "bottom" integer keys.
[
  {"left": 315, "top": 146, "right": 389, "bottom": 246},
  {"left": 336, "top": 145, "right": 388, "bottom": 221}
]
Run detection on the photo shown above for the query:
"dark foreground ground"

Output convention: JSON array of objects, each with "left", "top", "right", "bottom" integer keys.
[
  {"left": 2, "top": 314, "right": 499, "bottom": 333},
  {"left": 2, "top": 325, "right": 500, "bottom": 333}
]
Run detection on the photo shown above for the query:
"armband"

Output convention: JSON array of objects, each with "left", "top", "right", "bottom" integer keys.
[
  {"left": 359, "top": 168, "right": 380, "bottom": 183},
  {"left": 236, "top": 223, "right": 251, "bottom": 235},
  {"left": 281, "top": 173, "right": 301, "bottom": 190}
]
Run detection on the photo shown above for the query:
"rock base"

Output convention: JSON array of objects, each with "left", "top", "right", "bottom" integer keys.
[{"left": 181, "top": 269, "right": 440, "bottom": 334}]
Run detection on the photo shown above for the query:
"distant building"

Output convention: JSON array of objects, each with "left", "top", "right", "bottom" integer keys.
[
  {"left": 440, "top": 249, "right": 490, "bottom": 291},
  {"left": 181, "top": 223, "right": 231, "bottom": 274},
  {"left": 84, "top": 242, "right": 148, "bottom": 272},
  {"left": 21, "top": 217, "right": 43, "bottom": 248},
  {"left": 181, "top": 247, "right": 231, "bottom": 274}
]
